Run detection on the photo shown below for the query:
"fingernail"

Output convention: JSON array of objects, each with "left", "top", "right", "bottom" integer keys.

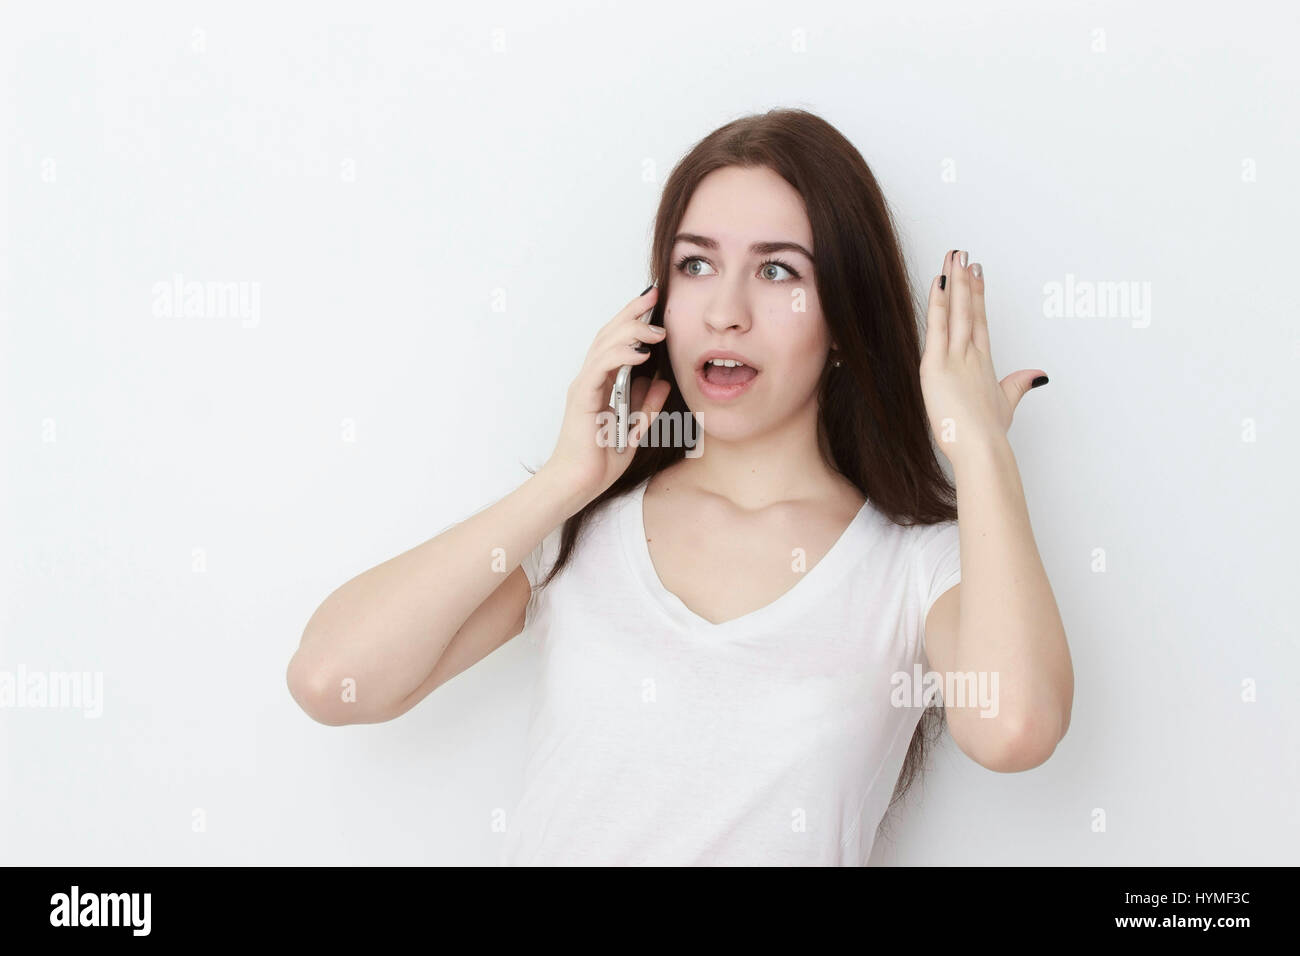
[
  {"left": 640, "top": 284, "right": 655, "bottom": 295},
  {"left": 939, "top": 275, "right": 947, "bottom": 290},
  {"left": 958, "top": 251, "right": 968, "bottom": 268},
  {"left": 634, "top": 343, "right": 651, "bottom": 353},
  {"left": 648, "top": 325, "right": 666, "bottom": 335},
  {"left": 1031, "top": 375, "right": 1049, "bottom": 388},
  {"left": 971, "top": 262, "right": 983, "bottom": 278}
]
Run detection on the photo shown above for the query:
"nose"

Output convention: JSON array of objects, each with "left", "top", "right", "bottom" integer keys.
[{"left": 702, "top": 283, "right": 753, "bottom": 336}]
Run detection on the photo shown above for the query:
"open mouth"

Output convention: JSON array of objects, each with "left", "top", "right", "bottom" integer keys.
[
  {"left": 700, "top": 358, "right": 759, "bottom": 387},
  {"left": 696, "top": 357, "right": 760, "bottom": 400}
]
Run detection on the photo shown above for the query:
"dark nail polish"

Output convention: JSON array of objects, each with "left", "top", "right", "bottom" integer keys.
[
  {"left": 1031, "top": 375, "right": 1049, "bottom": 388},
  {"left": 634, "top": 343, "right": 651, "bottom": 353},
  {"left": 640, "top": 284, "right": 654, "bottom": 295},
  {"left": 939, "top": 275, "right": 947, "bottom": 290}
]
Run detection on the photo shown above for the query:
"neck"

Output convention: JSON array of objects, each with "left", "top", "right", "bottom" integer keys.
[{"left": 667, "top": 400, "right": 850, "bottom": 510}]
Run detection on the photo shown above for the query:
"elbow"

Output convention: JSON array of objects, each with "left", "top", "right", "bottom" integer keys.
[
  {"left": 974, "top": 709, "right": 1067, "bottom": 773},
  {"left": 286, "top": 648, "right": 355, "bottom": 727}
]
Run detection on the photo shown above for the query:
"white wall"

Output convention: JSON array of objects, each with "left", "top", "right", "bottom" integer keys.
[{"left": 2, "top": 0, "right": 1296, "bottom": 865}]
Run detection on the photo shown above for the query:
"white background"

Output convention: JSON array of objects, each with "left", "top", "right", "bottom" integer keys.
[{"left": 3, "top": 0, "right": 1297, "bottom": 865}]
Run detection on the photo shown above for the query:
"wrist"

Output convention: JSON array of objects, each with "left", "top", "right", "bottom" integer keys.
[
  {"left": 530, "top": 462, "right": 597, "bottom": 520},
  {"left": 947, "top": 433, "right": 1015, "bottom": 477}
]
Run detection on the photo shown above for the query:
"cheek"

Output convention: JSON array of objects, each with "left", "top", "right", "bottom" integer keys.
[
  {"left": 772, "top": 316, "right": 830, "bottom": 382},
  {"left": 786, "top": 342, "right": 827, "bottom": 388},
  {"left": 663, "top": 308, "right": 692, "bottom": 375}
]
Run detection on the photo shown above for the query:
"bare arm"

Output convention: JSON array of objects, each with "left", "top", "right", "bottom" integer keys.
[
  {"left": 924, "top": 436, "right": 1073, "bottom": 772},
  {"left": 286, "top": 467, "right": 585, "bottom": 725},
  {"left": 286, "top": 284, "right": 673, "bottom": 727},
  {"left": 920, "top": 249, "right": 1073, "bottom": 772}
]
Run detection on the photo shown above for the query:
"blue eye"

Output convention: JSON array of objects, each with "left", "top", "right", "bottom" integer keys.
[
  {"left": 672, "top": 255, "right": 802, "bottom": 282},
  {"left": 674, "top": 256, "right": 717, "bottom": 278},
  {"left": 759, "top": 260, "right": 798, "bottom": 282}
]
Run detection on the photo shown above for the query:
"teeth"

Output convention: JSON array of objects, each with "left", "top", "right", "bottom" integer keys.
[{"left": 706, "top": 358, "right": 746, "bottom": 367}]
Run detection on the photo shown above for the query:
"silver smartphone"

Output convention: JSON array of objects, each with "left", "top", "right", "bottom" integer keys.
[{"left": 608, "top": 302, "right": 656, "bottom": 453}]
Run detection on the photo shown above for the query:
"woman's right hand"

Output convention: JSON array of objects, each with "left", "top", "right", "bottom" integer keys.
[{"left": 539, "top": 285, "right": 673, "bottom": 511}]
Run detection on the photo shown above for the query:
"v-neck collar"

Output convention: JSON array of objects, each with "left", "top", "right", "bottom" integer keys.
[{"left": 619, "top": 478, "right": 880, "bottom": 636}]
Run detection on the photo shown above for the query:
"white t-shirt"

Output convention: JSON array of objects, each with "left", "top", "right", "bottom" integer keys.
[{"left": 502, "top": 477, "right": 961, "bottom": 866}]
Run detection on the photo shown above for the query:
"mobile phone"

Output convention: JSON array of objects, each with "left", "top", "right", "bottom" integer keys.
[{"left": 608, "top": 301, "right": 657, "bottom": 453}]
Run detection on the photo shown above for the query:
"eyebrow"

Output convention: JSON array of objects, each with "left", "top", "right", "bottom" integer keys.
[{"left": 673, "top": 233, "right": 815, "bottom": 264}]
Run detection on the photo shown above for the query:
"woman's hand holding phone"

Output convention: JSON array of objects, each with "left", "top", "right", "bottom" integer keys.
[{"left": 538, "top": 285, "right": 671, "bottom": 515}]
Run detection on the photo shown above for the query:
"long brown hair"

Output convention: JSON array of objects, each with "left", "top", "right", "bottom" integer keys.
[{"left": 535, "top": 107, "right": 957, "bottom": 813}]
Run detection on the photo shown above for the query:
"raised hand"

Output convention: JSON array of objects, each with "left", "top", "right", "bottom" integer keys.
[
  {"left": 539, "top": 285, "right": 673, "bottom": 510},
  {"left": 920, "top": 250, "right": 1048, "bottom": 467}
]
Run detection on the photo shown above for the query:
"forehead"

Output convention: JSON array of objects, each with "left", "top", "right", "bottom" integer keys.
[{"left": 676, "top": 166, "right": 812, "bottom": 249}]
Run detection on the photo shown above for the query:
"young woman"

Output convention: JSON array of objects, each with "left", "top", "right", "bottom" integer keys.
[{"left": 287, "top": 108, "right": 1074, "bottom": 866}]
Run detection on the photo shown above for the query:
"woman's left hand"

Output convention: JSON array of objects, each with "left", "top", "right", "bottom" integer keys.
[{"left": 920, "top": 249, "right": 1048, "bottom": 468}]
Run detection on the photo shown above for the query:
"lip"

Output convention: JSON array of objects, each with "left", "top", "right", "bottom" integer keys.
[
  {"left": 695, "top": 349, "right": 761, "bottom": 373},
  {"left": 694, "top": 350, "right": 761, "bottom": 402}
]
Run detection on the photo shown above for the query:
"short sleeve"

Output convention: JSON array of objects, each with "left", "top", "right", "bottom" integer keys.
[
  {"left": 913, "top": 519, "right": 962, "bottom": 656},
  {"left": 520, "top": 526, "right": 563, "bottom": 588},
  {"left": 520, "top": 526, "right": 564, "bottom": 632}
]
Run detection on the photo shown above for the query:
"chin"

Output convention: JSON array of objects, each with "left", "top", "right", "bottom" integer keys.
[{"left": 680, "top": 401, "right": 766, "bottom": 445}]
